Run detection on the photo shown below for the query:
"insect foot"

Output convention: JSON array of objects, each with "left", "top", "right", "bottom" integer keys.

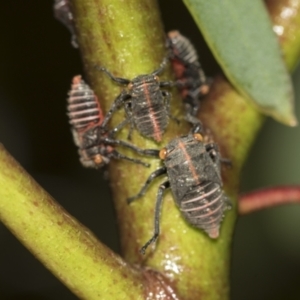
[
  {"left": 67, "top": 75, "right": 151, "bottom": 169},
  {"left": 127, "top": 126, "right": 231, "bottom": 254},
  {"left": 95, "top": 57, "right": 177, "bottom": 142}
]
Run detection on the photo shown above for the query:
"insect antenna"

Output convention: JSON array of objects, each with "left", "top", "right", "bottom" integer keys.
[{"left": 94, "top": 65, "right": 130, "bottom": 85}]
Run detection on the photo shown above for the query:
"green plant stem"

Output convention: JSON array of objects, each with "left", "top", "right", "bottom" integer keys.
[
  {"left": 0, "top": 145, "right": 145, "bottom": 300},
  {"left": 72, "top": 1, "right": 232, "bottom": 299},
  {"left": 266, "top": 0, "right": 300, "bottom": 71}
]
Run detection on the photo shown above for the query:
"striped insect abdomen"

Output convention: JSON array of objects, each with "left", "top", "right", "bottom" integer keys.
[
  {"left": 165, "top": 135, "right": 228, "bottom": 238},
  {"left": 167, "top": 30, "right": 210, "bottom": 116},
  {"left": 133, "top": 103, "right": 168, "bottom": 142},
  {"left": 167, "top": 30, "right": 200, "bottom": 67},
  {"left": 180, "top": 182, "right": 228, "bottom": 238},
  {"left": 67, "top": 75, "right": 103, "bottom": 132},
  {"left": 67, "top": 76, "right": 106, "bottom": 168},
  {"left": 132, "top": 84, "right": 168, "bottom": 142}
]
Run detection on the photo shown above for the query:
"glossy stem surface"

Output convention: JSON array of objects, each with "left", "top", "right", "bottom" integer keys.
[{"left": 72, "top": 0, "right": 300, "bottom": 299}]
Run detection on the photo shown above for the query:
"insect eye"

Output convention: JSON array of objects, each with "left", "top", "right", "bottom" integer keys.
[
  {"left": 193, "top": 133, "right": 203, "bottom": 142},
  {"left": 159, "top": 148, "right": 167, "bottom": 160},
  {"left": 154, "top": 75, "right": 160, "bottom": 82},
  {"left": 93, "top": 154, "right": 103, "bottom": 165},
  {"left": 128, "top": 82, "right": 133, "bottom": 90},
  {"left": 199, "top": 84, "right": 210, "bottom": 95}
]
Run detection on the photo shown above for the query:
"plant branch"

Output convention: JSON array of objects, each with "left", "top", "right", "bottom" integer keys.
[
  {"left": 0, "top": 145, "right": 146, "bottom": 299},
  {"left": 71, "top": 0, "right": 235, "bottom": 299},
  {"left": 239, "top": 186, "right": 300, "bottom": 214},
  {"left": 265, "top": 0, "right": 300, "bottom": 71},
  {"left": 70, "top": 0, "right": 300, "bottom": 299}
]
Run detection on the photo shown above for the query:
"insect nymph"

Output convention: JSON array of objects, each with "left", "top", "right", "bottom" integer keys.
[
  {"left": 167, "top": 30, "right": 211, "bottom": 117},
  {"left": 67, "top": 75, "right": 150, "bottom": 168},
  {"left": 96, "top": 58, "right": 177, "bottom": 142},
  {"left": 128, "top": 124, "right": 231, "bottom": 254}
]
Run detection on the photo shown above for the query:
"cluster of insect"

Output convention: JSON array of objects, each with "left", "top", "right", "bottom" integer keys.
[{"left": 56, "top": 1, "right": 231, "bottom": 254}]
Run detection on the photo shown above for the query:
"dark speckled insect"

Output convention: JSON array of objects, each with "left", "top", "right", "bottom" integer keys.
[
  {"left": 67, "top": 75, "right": 151, "bottom": 168},
  {"left": 95, "top": 57, "right": 177, "bottom": 142},
  {"left": 127, "top": 123, "right": 231, "bottom": 254},
  {"left": 53, "top": 0, "right": 78, "bottom": 48},
  {"left": 167, "top": 30, "right": 211, "bottom": 117}
]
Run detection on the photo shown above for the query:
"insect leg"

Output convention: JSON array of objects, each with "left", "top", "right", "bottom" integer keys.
[
  {"left": 205, "top": 143, "right": 220, "bottom": 162},
  {"left": 152, "top": 56, "right": 169, "bottom": 76},
  {"left": 205, "top": 143, "right": 231, "bottom": 167},
  {"left": 205, "top": 142, "right": 219, "bottom": 152},
  {"left": 103, "top": 137, "right": 160, "bottom": 157},
  {"left": 161, "top": 90, "right": 180, "bottom": 124},
  {"left": 107, "top": 118, "right": 131, "bottom": 137},
  {"left": 127, "top": 123, "right": 135, "bottom": 140},
  {"left": 191, "top": 121, "right": 203, "bottom": 134},
  {"left": 159, "top": 81, "right": 176, "bottom": 88},
  {"left": 220, "top": 158, "right": 232, "bottom": 167},
  {"left": 110, "top": 150, "right": 150, "bottom": 167},
  {"left": 169, "top": 114, "right": 180, "bottom": 125},
  {"left": 127, "top": 167, "right": 167, "bottom": 204},
  {"left": 101, "top": 91, "right": 130, "bottom": 128},
  {"left": 94, "top": 65, "right": 130, "bottom": 85},
  {"left": 223, "top": 194, "right": 233, "bottom": 210},
  {"left": 185, "top": 113, "right": 203, "bottom": 128},
  {"left": 140, "top": 181, "right": 170, "bottom": 254}
]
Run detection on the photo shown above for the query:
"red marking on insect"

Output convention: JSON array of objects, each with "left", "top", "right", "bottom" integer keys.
[
  {"left": 67, "top": 75, "right": 104, "bottom": 133},
  {"left": 142, "top": 80, "right": 162, "bottom": 142},
  {"left": 127, "top": 125, "right": 231, "bottom": 254},
  {"left": 177, "top": 140, "right": 200, "bottom": 185},
  {"left": 167, "top": 30, "right": 211, "bottom": 117},
  {"left": 95, "top": 57, "right": 176, "bottom": 143},
  {"left": 67, "top": 76, "right": 151, "bottom": 169}
]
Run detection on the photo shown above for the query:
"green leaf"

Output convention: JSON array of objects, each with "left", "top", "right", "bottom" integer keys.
[{"left": 183, "top": 0, "right": 297, "bottom": 126}]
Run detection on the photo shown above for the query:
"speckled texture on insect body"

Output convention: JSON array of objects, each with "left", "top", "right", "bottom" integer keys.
[
  {"left": 127, "top": 124, "right": 231, "bottom": 254},
  {"left": 96, "top": 57, "right": 176, "bottom": 142},
  {"left": 163, "top": 133, "right": 230, "bottom": 239},
  {"left": 67, "top": 75, "right": 151, "bottom": 169},
  {"left": 167, "top": 30, "right": 211, "bottom": 117}
]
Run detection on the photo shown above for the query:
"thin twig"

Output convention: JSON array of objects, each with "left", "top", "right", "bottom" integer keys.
[{"left": 239, "top": 185, "right": 300, "bottom": 214}]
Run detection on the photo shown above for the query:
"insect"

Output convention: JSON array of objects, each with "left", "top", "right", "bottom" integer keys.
[
  {"left": 127, "top": 123, "right": 231, "bottom": 254},
  {"left": 53, "top": 0, "right": 78, "bottom": 48},
  {"left": 67, "top": 75, "right": 151, "bottom": 168},
  {"left": 167, "top": 30, "right": 211, "bottom": 117},
  {"left": 95, "top": 57, "right": 177, "bottom": 142}
]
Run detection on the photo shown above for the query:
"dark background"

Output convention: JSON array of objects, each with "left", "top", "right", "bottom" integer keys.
[{"left": 1, "top": 1, "right": 300, "bottom": 299}]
